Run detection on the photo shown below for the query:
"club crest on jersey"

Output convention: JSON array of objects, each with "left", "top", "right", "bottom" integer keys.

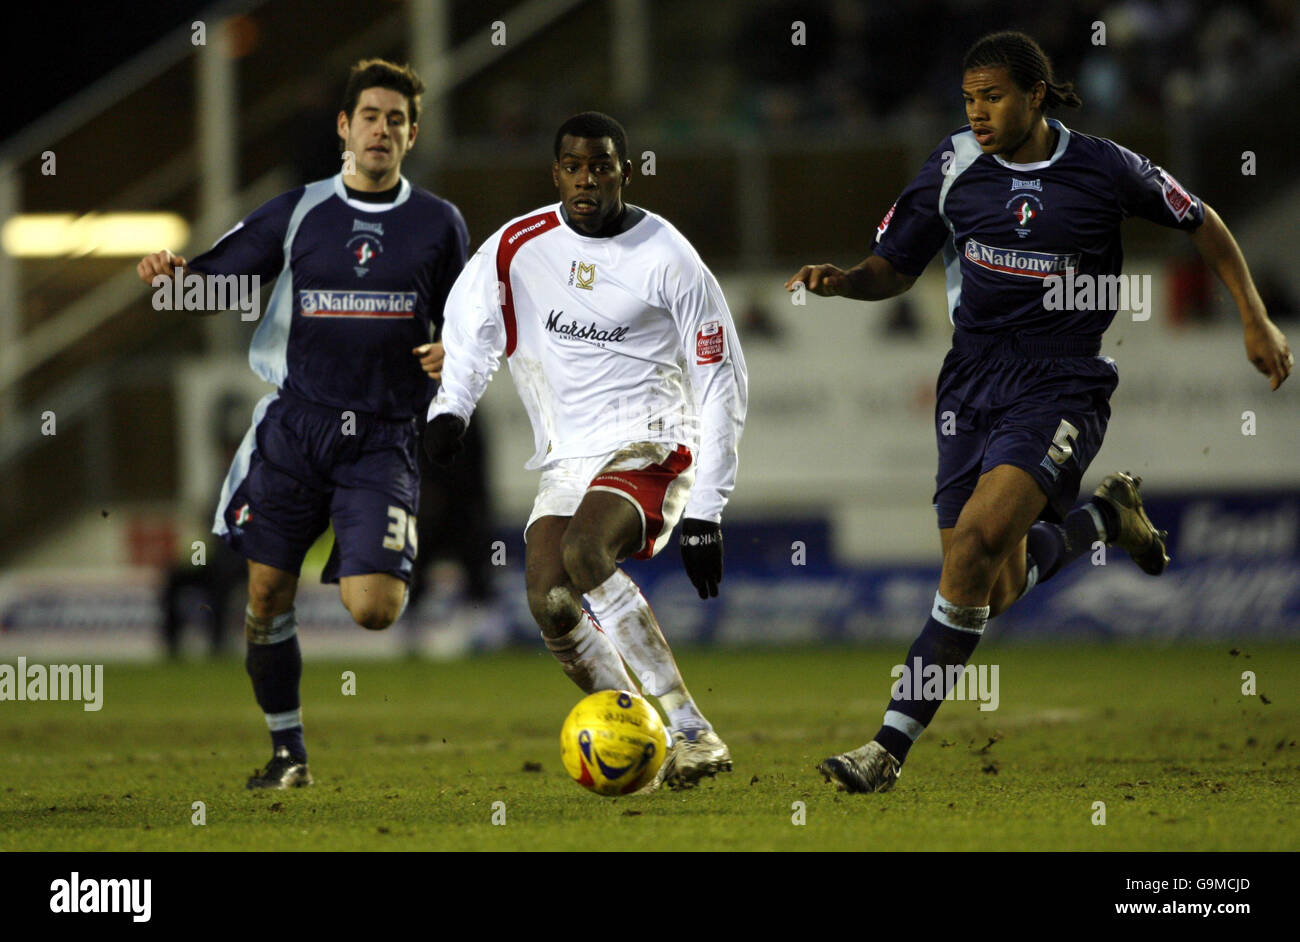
[
  {"left": 696, "top": 320, "right": 724, "bottom": 364},
  {"left": 566, "top": 260, "right": 596, "bottom": 289},
  {"left": 964, "top": 239, "right": 1079, "bottom": 279},
  {"left": 1004, "top": 194, "right": 1043, "bottom": 238},
  {"left": 345, "top": 232, "right": 383, "bottom": 278}
]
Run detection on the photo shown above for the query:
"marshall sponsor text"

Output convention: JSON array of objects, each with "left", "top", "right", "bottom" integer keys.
[{"left": 545, "top": 309, "right": 629, "bottom": 345}]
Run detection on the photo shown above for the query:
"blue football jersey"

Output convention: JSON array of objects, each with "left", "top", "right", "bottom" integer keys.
[
  {"left": 873, "top": 118, "right": 1205, "bottom": 338},
  {"left": 189, "top": 174, "right": 469, "bottom": 419}
]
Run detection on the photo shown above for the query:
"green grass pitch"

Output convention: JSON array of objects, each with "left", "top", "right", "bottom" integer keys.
[{"left": 2, "top": 645, "right": 1297, "bottom": 851}]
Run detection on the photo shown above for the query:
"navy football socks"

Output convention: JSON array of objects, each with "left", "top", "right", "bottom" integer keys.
[
  {"left": 873, "top": 593, "right": 988, "bottom": 764},
  {"left": 245, "top": 608, "right": 306, "bottom": 761},
  {"left": 872, "top": 499, "right": 1123, "bottom": 767},
  {"left": 1023, "top": 498, "right": 1119, "bottom": 592}
]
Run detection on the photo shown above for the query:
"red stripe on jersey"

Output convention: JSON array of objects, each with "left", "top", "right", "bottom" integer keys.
[{"left": 495, "top": 211, "right": 559, "bottom": 357}]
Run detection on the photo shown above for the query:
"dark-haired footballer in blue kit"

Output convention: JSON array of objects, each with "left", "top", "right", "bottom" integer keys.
[
  {"left": 136, "top": 59, "right": 468, "bottom": 789},
  {"left": 787, "top": 31, "right": 1292, "bottom": 793}
]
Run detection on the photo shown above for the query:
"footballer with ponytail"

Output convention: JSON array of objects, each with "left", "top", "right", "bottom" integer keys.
[
  {"left": 963, "top": 30, "right": 1083, "bottom": 111},
  {"left": 958, "top": 30, "right": 1082, "bottom": 161},
  {"left": 790, "top": 29, "right": 1292, "bottom": 794}
]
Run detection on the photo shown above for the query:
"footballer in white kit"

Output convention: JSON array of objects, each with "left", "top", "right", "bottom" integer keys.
[{"left": 425, "top": 112, "right": 748, "bottom": 789}]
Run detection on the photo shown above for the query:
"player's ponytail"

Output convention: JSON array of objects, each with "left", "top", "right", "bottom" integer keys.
[
  {"left": 962, "top": 31, "right": 1083, "bottom": 111},
  {"left": 1043, "top": 80, "right": 1083, "bottom": 110}
]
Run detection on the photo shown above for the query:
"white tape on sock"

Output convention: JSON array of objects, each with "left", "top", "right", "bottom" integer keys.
[{"left": 931, "top": 592, "right": 989, "bottom": 635}]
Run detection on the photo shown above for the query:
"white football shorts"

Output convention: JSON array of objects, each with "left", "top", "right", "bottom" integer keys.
[{"left": 524, "top": 441, "right": 696, "bottom": 559}]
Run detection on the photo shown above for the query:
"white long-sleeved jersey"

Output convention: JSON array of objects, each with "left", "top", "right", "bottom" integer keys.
[{"left": 430, "top": 203, "right": 748, "bottom": 522}]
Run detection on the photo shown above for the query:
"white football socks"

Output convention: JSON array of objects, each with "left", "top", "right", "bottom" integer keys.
[
  {"left": 543, "top": 611, "right": 635, "bottom": 694},
  {"left": 585, "top": 568, "right": 709, "bottom": 733}
]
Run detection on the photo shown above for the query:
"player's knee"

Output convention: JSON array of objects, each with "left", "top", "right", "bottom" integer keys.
[
  {"left": 348, "top": 597, "right": 402, "bottom": 632},
  {"left": 943, "top": 527, "right": 1005, "bottom": 595},
  {"left": 527, "top": 584, "right": 581, "bottom": 637},
  {"left": 560, "top": 531, "right": 613, "bottom": 590},
  {"left": 247, "top": 581, "right": 292, "bottom": 618},
  {"left": 948, "top": 522, "right": 1009, "bottom": 571}
]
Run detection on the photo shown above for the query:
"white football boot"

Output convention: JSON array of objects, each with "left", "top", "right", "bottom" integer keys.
[{"left": 662, "top": 728, "right": 733, "bottom": 789}]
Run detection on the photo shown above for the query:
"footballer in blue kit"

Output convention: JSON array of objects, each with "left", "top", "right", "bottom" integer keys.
[
  {"left": 137, "top": 59, "right": 468, "bottom": 788},
  {"left": 788, "top": 31, "right": 1292, "bottom": 793}
]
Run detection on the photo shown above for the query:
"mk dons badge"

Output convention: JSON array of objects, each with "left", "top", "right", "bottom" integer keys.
[{"left": 575, "top": 262, "right": 596, "bottom": 290}]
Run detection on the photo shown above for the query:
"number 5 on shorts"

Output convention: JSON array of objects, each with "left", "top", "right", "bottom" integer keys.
[
  {"left": 1048, "top": 419, "right": 1080, "bottom": 466},
  {"left": 382, "top": 505, "right": 418, "bottom": 553}
]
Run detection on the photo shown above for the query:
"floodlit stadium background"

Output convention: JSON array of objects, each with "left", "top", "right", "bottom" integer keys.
[{"left": 2, "top": 0, "right": 1297, "bottom": 658}]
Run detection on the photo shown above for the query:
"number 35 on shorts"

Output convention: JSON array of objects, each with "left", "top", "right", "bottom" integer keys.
[
  {"left": 382, "top": 505, "right": 419, "bottom": 553},
  {"left": 1047, "top": 419, "right": 1080, "bottom": 466}
]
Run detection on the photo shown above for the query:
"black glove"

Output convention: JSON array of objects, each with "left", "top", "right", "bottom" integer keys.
[
  {"left": 679, "top": 518, "right": 723, "bottom": 599},
  {"left": 423, "top": 414, "right": 466, "bottom": 467}
]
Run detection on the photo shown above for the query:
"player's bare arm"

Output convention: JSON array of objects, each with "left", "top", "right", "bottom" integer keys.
[
  {"left": 1189, "top": 202, "right": 1293, "bottom": 390},
  {"left": 785, "top": 254, "right": 916, "bottom": 300}
]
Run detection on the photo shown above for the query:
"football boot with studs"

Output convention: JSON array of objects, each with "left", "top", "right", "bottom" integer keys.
[
  {"left": 662, "top": 728, "right": 733, "bottom": 789},
  {"left": 246, "top": 746, "right": 313, "bottom": 790},
  {"left": 1092, "top": 471, "right": 1170, "bottom": 575},
  {"left": 817, "top": 741, "right": 901, "bottom": 794}
]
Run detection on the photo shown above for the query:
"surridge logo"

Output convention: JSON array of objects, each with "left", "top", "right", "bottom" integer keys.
[
  {"left": 508, "top": 217, "right": 550, "bottom": 245},
  {"left": 50, "top": 872, "right": 150, "bottom": 922},
  {"left": 544, "top": 309, "right": 629, "bottom": 345}
]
